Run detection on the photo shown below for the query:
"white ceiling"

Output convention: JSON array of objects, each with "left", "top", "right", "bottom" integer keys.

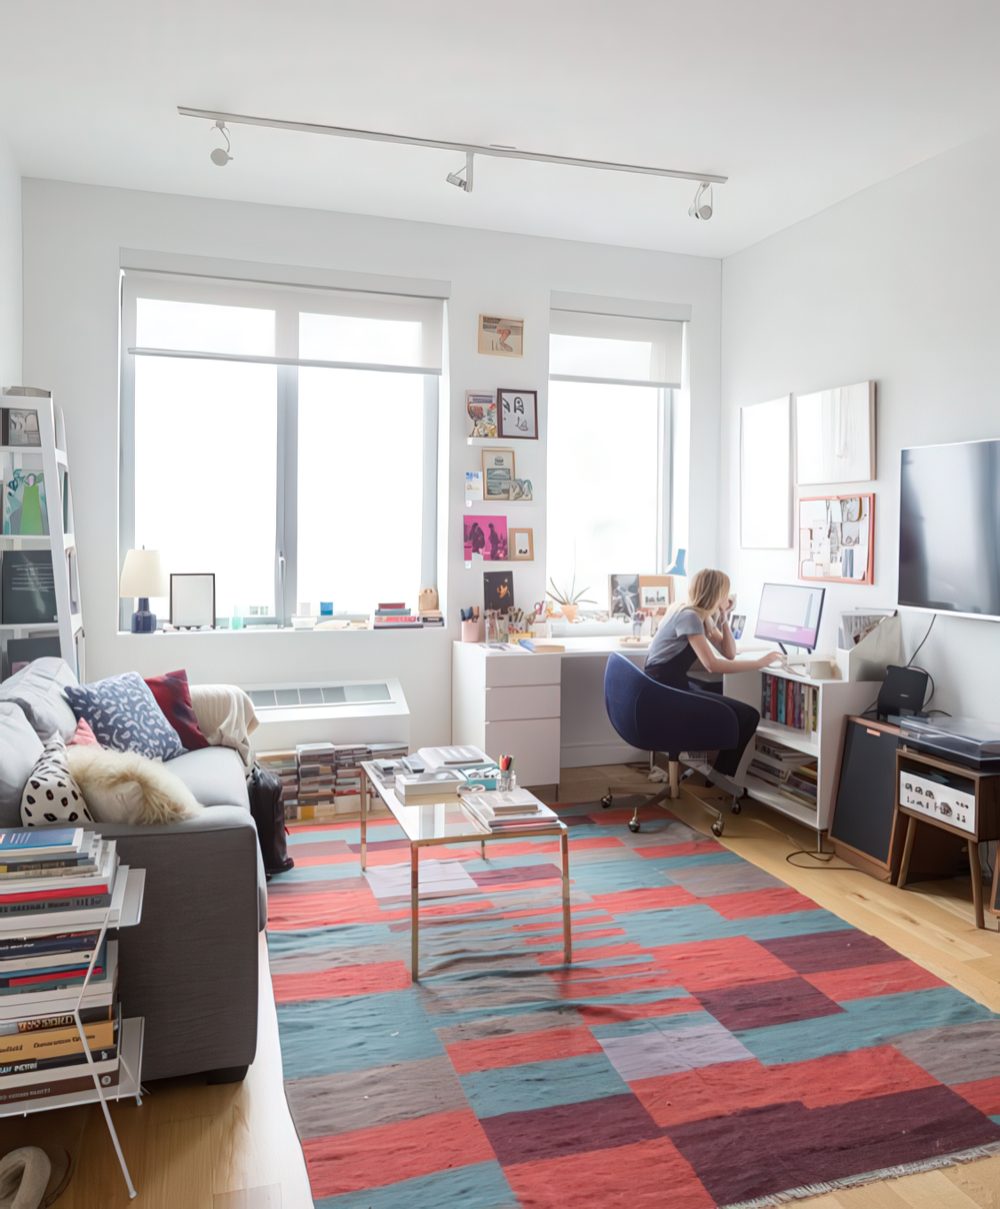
[{"left": 2, "top": 1, "right": 1000, "bottom": 258}]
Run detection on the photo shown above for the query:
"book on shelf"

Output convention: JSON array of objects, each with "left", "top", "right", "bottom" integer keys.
[
  {"left": 0, "top": 942, "right": 117, "bottom": 1021},
  {"left": 0, "top": 1004, "right": 114, "bottom": 1036},
  {"left": 0, "top": 550, "right": 58, "bottom": 625},
  {"left": 0, "top": 1065, "right": 120, "bottom": 1107},
  {"left": 0, "top": 931, "right": 101, "bottom": 971},
  {"left": 0, "top": 1014, "right": 116, "bottom": 1064},
  {"left": 0, "top": 829, "right": 85, "bottom": 856},
  {"left": 760, "top": 674, "right": 818, "bottom": 735},
  {"left": 2, "top": 469, "right": 49, "bottom": 537},
  {"left": 418, "top": 745, "right": 491, "bottom": 769},
  {"left": 0, "top": 842, "right": 116, "bottom": 915},
  {"left": 463, "top": 797, "right": 557, "bottom": 832}
]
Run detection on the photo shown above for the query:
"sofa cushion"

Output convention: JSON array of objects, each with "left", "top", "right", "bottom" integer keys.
[
  {"left": 64, "top": 672, "right": 184, "bottom": 762},
  {"left": 0, "top": 703, "right": 44, "bottom": 826},
  {"left": 21, "top": 735, "right": 93, "bottom": 826},
  {"left": 0, "top": 657, "right": 79, "bottom": 741},
  {"left": 166, "top": 747, "right": 250, "bottom": 812},
  {"left": 145, "top": 669, "right": 209, "bottom": 752}
]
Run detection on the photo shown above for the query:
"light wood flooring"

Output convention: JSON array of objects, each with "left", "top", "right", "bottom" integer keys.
[{"left": 7, "top": 764, "right": 1000, "bottom": 1208}]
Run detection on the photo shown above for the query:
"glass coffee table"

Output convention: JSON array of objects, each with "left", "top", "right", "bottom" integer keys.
[{"left": 360, "top": 762, "right": 572, "bottom": 980}]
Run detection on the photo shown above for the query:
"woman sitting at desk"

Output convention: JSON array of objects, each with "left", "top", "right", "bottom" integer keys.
[{"left": 644, "top": 568, "right": 781, "bottom": 776}]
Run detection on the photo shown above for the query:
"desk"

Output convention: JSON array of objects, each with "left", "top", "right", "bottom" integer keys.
[{"left": 451, "top": 639, "right": 650, "bottom": 788}]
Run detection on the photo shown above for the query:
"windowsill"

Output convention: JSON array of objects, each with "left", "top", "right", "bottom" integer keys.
[{"left": 116, "top": 625, "right": 450, "bottom": 636}]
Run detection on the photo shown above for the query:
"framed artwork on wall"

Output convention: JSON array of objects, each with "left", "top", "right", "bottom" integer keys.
[
  {"left": 740, "top": 395, "right": 792, "bottom": 549},
  {"left": 497, "top": 389, "right": 538, "bottom": 440},
  {"left": 482, "top": 448, "right": 515, "bottom": 501},
  {"left": 796, "top": 381, "right": 876, "bottom": 484},
  {"left": 478, "top": 315, "right": 524, "bottom": 357},
  {"left": 484, "top": 570, "right": 514, "bottom": 613},
  {"left": 466, "top": 391, "right": 497, "bottom": 438},
  {"left": 638, "top": 575, "right": 674, "bottom": 609},
  {"left": 609, "top": 573, "right": 640, "bottom": 618},
  {"left": 464, "top": 515, "right": 508, "bottom": 561},
  {"left": 510, "top": 527, "right": 534, "bottom": 560},
  {"left": 798, "top": 493, "right": 875, "bottom": 583}
]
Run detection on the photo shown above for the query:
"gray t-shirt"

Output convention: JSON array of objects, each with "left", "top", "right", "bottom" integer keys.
[{"left": 645, "top": 606, "right": 705, "bottom": 677}]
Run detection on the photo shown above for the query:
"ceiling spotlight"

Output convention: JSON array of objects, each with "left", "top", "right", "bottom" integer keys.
[
  {"left": 210, "top": 120, "right": 233, "bottom": 167},
  {"left": 446, "top": 151, "right": 475, "bottom": 193},
  {"left": 688, "top": 182, "right": 713, "bottom": 221}
]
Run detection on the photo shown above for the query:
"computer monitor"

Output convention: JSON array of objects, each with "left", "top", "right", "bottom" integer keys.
[{"left": 754, "top": 583, "right": 826, "bottom": 653}]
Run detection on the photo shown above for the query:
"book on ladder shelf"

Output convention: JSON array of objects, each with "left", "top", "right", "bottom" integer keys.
[
  {"left": 0, "top": 388, "right": 84, "bottom": 681},
  {"left": 0, "top": 827, "right": 146, "bottom": 1199}
]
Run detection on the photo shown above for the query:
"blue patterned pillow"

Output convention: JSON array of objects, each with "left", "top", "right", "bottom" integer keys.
[{"left": 63, "top": 672, "right": 184, "bottom": 761}]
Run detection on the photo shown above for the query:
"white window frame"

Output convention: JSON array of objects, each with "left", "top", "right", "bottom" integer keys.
[{"left": 119, "top": 270, "right": 442, "bottom": 628}]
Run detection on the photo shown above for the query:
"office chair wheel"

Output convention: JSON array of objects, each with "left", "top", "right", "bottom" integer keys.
[
  {"left": 601, "top": 794, "right": 613, "bottom": 809},
  {"left": 628, "top": 820, "right": 641, "bottom": 833},
  {"left": 730, "top": 801, "right": 742, "bottom": 815},
  {"left": 711, "top": 820, "right": 725, "bottom": 837}
]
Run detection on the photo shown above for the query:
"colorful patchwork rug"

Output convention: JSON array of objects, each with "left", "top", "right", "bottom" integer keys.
[{"left": 267, "top": 801, "right": 1000, "bottom": 1208}]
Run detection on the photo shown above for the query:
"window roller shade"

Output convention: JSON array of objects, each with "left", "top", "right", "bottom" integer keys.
[{"left": 549, "top": 308, "right": 683, "bottom": 388}]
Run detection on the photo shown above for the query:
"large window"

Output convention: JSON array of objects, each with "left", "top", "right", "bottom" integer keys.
[
  {"left": 121, "top": 273, "right": 442, "bottom": 625},
  {"left": 546, "top": 309, "right": 684, "bottom": 606}
]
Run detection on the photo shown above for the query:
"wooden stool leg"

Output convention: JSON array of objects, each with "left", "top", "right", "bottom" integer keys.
[
  {"left": 969, "top": 839, "right": 985, "bottom": 929},
  {"left": 898, "top": 815, "right": 917, "bottom": 889}
]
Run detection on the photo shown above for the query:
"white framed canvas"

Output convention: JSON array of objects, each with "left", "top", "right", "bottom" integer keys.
[
  {"left": 740, "top": 395, "right": 792, "bottom": 549},
  {"left": 796, "top": 380, "right": 876, "bottom": 484}
]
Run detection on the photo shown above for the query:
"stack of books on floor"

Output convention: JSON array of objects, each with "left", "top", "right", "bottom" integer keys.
[
  {"left": 747, "top": 739, "right": 819, "bottom": 808},
  {"left": 370, "top": 602, "right": 423, "bottom": 630},
  {"left": 257, "top": 750, "right": 299, "bottom": 821},
  {"left": 287, "top": 740, "right": 410, "bottom": 818},
  {"left": 0, "top": 828, "right": 121, "bottom": 1110},
  {"left": 295, "top": 742, "right": 338, "bottom": 818},
  {"left": 761, "top": 673, "right": 819, "bottom": 736},
  {"left": 342, "top": 741, "right": 408, "bottom": 801},
  {"left": 462, "top": 790, "right": 558, "bottom": 832}
]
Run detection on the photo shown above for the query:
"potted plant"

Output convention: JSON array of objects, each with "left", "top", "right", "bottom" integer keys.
[{"left": 546, "top": 577, "right": 595, "bottom": 623}]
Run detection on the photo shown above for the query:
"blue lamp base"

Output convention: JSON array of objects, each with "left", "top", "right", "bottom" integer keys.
[
  {"left": 131, "top": 597, "right": 157, "bottom": 634},
  {"left": 665, "top": 548, "right": 687, "bottom": 577}
]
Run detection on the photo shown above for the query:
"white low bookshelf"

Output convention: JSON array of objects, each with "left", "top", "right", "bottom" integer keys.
[{"left": 723, "top": 666, "right": 879, "bottom": 839}]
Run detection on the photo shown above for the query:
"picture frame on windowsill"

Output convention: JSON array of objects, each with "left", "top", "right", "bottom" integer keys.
[{"left": 170, "top": 572, "right": 216, "bottom": 629}]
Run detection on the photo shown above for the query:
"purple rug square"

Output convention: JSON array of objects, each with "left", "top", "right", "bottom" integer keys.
[
  {"left": 471, "top": 864, "right": 563, "bottom": 887},
  {"left": 698, "top": 976, "right": 845, "bottom": 1031},
  {"left": 481, "top": 1092, "right": 662, "bottom": 1165},
  {"left": 759, "top": 929, "right": 897, "bottom": 974},
  {"left": 600, "top": 1020, "right": 753, "bottom": 1082}
]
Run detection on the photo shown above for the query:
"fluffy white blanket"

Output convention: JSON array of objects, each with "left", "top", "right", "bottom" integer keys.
[{"left": 66, "top": 746, "right": 203, "bottom": 825}]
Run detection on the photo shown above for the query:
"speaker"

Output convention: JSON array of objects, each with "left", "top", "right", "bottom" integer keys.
[{"left": 877, "top": 664, "right": 930, "bottom": 720}]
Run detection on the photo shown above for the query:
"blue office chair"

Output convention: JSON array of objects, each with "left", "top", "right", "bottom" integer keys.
[{"left": 602, "top": 653, "right": 742, "bottom": 837}]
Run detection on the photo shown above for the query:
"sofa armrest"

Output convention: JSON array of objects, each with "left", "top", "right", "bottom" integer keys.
[{"left": 89, "top": 807, "right": 264, "bottom": 1081}]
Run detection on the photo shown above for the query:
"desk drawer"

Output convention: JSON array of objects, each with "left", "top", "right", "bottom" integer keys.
[
  {"left": 485, "top": 684, "right": 561, "bottom": 722},
  {"left": 485, "top": 653, "right": 561, "bottom": 688},
  {"left": 485, "top": 718, "right": 560, "bottom": 786}
]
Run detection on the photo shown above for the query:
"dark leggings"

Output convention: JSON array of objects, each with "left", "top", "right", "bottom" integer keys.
[{"left": 688, "top": 682, "right": 761, "bottom": 776}]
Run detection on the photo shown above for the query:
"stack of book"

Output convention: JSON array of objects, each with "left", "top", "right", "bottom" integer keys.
[
  {"left": 257, "top": 750, "right": 300, "bottom": 820},
  {"left": 0, "top": 828, "right": 122, "bottom": 1109},
  {"left": 462, "top": 790, "right": 558, "bottom": 832},
  {"left": 371, "top": 602, "right": 424, "bottom": 630},
  {"left": 761, "top": 673, "right": 819, "bottom": 736},
  {"left": 296, "top": 742, "right": 338, "bottom": 818},
  {"left": 747, "top": 739, "right": 819, "bottom": 807},
  {"left": 395, "top": 769, "right": 466, "bottom": 803}
]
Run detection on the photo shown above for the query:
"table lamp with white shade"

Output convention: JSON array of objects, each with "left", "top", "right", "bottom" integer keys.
[{"left": 120, "top": 548, "right": 167, "bottom": 633}]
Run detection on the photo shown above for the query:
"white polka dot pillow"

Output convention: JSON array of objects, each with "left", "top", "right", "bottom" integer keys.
[{"left": 20, "top": 735, "right": 93, "bottom": 826}]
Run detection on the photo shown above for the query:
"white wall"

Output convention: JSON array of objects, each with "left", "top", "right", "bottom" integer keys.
[
  {"left": 21, "top": 179, "right": 721, "bottom": 746},
  {"left": 0, "top": 137, "right": 21, "bottom": 385},
  {"left": 721, "top": 130, "right": 1000, "bottom": 719}
]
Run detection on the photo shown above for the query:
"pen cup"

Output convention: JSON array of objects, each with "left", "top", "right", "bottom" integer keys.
[
  {"left": 461, "top": 618, "right": 484, "bottom": 642},
  {"left": 498, "top": 769, "right": 516, "bottom": 793}
]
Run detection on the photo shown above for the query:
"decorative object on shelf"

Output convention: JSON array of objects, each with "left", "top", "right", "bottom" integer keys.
[
  {"left": 477, "top": 314, "right": 523, "bottom": 357},
  {"left": 741, "top": 395, "right": 792, "bottom": 548},
  {"left": 609, "top": 573, "right": 641, "bottom": 618},
  {"left": 169, "top": 572, "right": 216, "bottom": 630},
  {"left": 730, "top": 613, "right": 747, "bottom": 640},
  {"left": 546, "top": 576, "right": 594, "bottom": 621},
  {"left": 464, "top": 515, "right": 508, "bottom": 562},
  {"left": 466, "top": 391, "right": 497, "bottom": 438},
  {"left": 484, "top": 569, "right": 514, "bottom": 613},
  {"left": 798, "top": 493, "right": 875, "bottom": 583},
  {"left": 510, "top": 527, "right": 534, "bottom": 561},
  {"left": 482, "top": 448, "right": 515, "bottom": 501},
  {"left": 0, "top": 407, "right": 41, "bottom": 447},
  {"left": 2, "top": 550, "right": 57, "bottom": 624},
  {"left": 509, "top": 477, "right": 533, "bottom": 501},
  {"left": 638, "top": 575, "right": 674, "bottom": 609},
  {"left": 464, "top": 469, "right": 484, "bottom": 501},
  {"left": 796, "top": 380, "right": 876, "bottom": 484},
  {"left": 3, "top": 469, "right": 48, "bottom": 536},
  {"left": 665, "top": 547, "right": 687, "bottom": 577},
  {"left": 119, "top": 547, "right": 167, "bottom": 634},
  {"left": 497, "top": 389, "right": 538, "bottom": 440}
]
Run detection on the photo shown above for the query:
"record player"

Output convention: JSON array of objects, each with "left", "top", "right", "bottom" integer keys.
[{"left": 895, "top": 714, "right": 1000, "bottom": 772}]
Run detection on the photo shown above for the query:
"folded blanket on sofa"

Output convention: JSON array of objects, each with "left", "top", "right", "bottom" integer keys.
[{"left": 188, "top": 684, "right": 259, "bottom": 770}]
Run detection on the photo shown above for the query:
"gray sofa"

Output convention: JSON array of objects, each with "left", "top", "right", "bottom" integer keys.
[{"left": 0, "top": 659, "right": 267, "bottom": 1084}]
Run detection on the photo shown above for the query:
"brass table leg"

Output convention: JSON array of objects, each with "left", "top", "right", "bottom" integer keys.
[
  {"left": 561, "top": 831, "right": 572, "bottom": 965},
  {"left": 411, "top": 845, "right": 420, "bottom": 981},
  {"left": 360, "top": 774, "right": 368, "bottom": 871},
  {"left": 481, "top": 839, "right": 486, "bottom": 860}
]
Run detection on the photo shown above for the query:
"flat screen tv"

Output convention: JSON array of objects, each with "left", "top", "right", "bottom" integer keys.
[{"left": 898, "top": 438, "right": 1000, "bottom": 619}]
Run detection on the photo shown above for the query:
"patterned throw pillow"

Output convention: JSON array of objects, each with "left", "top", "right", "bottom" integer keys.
[
  {"left": 63, "top": 672, "right": 184, "bottom": 762},
  {"left": 21, "top": 735, "right": 93, "bottom": 826}
]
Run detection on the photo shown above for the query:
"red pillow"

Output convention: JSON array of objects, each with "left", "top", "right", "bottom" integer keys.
[
  {"left": 144, "top": 669, "right": 209, "bottom": 752},
  {"left": 69, "top": 717, "right": 100, "bottom": 746}
]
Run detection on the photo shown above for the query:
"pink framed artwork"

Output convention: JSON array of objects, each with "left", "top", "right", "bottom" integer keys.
[{"left": 464, "top": 515, "right": 508, "bottom": 561}]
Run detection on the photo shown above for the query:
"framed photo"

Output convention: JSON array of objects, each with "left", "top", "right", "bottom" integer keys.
[
  {"left": 796, "top": 381, "right": 876, "bottom": 484},
  {"left": 482, "top": 448, "right": 515, "bottom": 501},
  {"left": 484, "top": 570, "right": 514, "bottom": 613},
  {"left": 464, "top": 514, "right": 508, "bottom": 561},
  {"left": 638, "top": 575, "right": 674, "bottom": 610},
  {"left": 3, "top": 408, "right": 41, "bottom": 447},
  {"left": 478, "top": 315, "right": 524, "bottom": 357},
  {"left": 609, "top": 574, "right": 640, "bottom": 618},
  {"left": 510, "top": 477, "right": 533, "bottom": 501},
  {"left": 169, "top": 573, "right": 216, "bottom": 629},
  {"left": 730, "top": 613, "right": 747, "bottom": 640},
  {"left": 464, "top": 469, "right": 484, "bottom": 501},
  {"left": 466, "top": 391, "right": 497, "bottom": 438},
  {"left": 497, "top": 389, "right": 538, "bottom": 440},
  {"left": 510, "top": 527, "right": 534, "bottom": 561},
  {"left": 798, "top": 493, "right": 875, "bottom": 583},
  {"left": 741, "top": 395, "right": 792, "bottom": 548}
]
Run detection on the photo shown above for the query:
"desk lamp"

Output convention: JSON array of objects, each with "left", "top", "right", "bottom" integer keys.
[
  {"left": 120, "top": 548, "right": 167, "bottom": 633},
  {"left": 665, "top": 548, "right": 687, "bottom": 577}
]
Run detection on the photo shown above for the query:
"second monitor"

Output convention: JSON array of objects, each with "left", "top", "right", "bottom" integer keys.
[{"left": 754, "top": 582, "right": 826, "bottom": 653}]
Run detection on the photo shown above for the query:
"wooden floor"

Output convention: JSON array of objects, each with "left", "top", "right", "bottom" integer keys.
[{"left": 9, "top": 764, "right": 1000, "bottom": 1208}]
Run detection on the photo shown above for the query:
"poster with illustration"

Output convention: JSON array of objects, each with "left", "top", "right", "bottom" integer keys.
[
  {"left": 484, "top": 570, "right": 514, "bottom": 613},
  {"left": 464, "top": 515, "right": 508, "bottom": 561},
  {"left": 478, "top": 315, "right": 524, "bottom": 357},
  {"left": 4, "top": 469, "right": 48, "bottom": 536},
  {"left": 466, "top": 392, "right": 497, "bottom": 438}
]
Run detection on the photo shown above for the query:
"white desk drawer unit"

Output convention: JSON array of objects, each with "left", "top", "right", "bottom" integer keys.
[
  {"left": 485, "top": 683, "right": 561, "bottom": 722},
  {"left": 484, "top": 652, "right": 561, "bottom": 688},
  {"left": 899, "top": 771, "right": 976, "bottom": 834}
]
